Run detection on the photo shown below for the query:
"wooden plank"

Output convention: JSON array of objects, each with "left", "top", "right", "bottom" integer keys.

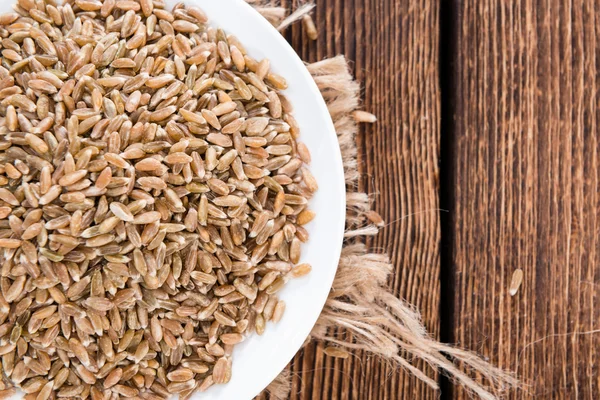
[
  {"left": 450, "top": 0, "right": 600, "bottom": 398},
  {"left": 280, "top": 0, "right": 441, "bottom": 398}
]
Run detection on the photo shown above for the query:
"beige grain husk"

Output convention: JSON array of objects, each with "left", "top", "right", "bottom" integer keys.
[{"left": 253, "top": 3, "right": 518, "bottom": 400}]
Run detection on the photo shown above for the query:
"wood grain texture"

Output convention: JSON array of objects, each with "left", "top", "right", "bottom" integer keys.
[
  {"left": 451, "top": 0, "right": 600, "bottom": 398},
  {"left": 278, "top": 0, "right": 441, "bottom": 399}
]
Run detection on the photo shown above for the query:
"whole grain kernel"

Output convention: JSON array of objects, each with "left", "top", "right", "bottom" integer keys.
[{"left": 0, "top": 2, "right": 316, "bottom": 397}]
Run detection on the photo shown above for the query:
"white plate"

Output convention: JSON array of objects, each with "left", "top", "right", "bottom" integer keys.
[
  {"left": 0, "top": 0, "right": 346, "bottom": 399},
  {"left": 187, "top": 1, "right": 345, "bottom": 399}
]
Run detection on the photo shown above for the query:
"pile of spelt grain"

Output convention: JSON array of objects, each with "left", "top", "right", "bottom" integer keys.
[{"left": 0, "top": 0, "right": 317, "bottom": 398}]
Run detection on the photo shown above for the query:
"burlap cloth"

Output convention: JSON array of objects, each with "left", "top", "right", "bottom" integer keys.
[{"left": 245, "top": 2, "right": 518, "bottom": 400}]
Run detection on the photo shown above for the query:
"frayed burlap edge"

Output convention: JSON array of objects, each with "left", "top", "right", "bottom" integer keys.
[{"left": 250, "top": 3, "right": 518, "bottom": 400}]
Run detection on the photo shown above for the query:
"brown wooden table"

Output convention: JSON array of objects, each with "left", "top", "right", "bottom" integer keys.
[{"left": 277, "top": 0, "right": 600, "bottom": 399}]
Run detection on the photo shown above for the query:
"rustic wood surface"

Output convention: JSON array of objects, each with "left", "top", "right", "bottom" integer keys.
[
  {"left": 449, "top": 0, "right": 600, "bottom": 399},
  {"left": 264, "top": 0, "right": 600, "bottom": 399},
  {"left": 280, "top": 0, "right": 442, "bottom": 399}
]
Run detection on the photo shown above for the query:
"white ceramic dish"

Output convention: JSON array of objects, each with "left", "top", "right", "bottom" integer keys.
[
  {"left": 188, "top": 2, "right": 345, "bottom": 399},
  {"left": 0, "top": 0, "right": 346, "bottom": 399}
]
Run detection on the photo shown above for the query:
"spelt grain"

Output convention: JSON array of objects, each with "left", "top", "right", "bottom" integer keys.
[
  {"left": 0, "top": 2, "right": 317, "bottom": 397},
  {"left": 509, "top": 268, "right": 524, "bottom": 296},
  {"left": 353, "top": 110, "right": 378, "bottom": 123},
  {"left": 324, "top": 347, "right": 350, "bottom": 359}
]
